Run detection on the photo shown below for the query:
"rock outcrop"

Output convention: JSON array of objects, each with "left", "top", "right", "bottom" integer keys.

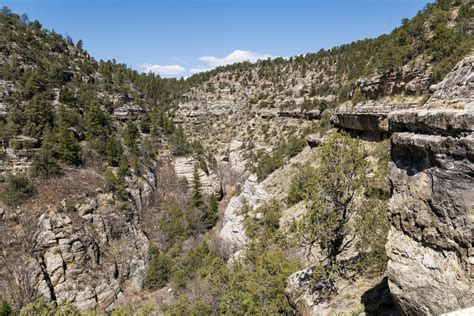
[
  {"left": 385, "top": 55, "right": 474, "bottom": 315},
  {"left": 173, "top": 157, "right": 222, "bottom": 197},
  {"left": 353, "top": 63, "right": 431, "bottom": 100},
  {"left": 426, "top": 55, "right": 473, "bottom": 109},
  {"left": 285, "top": 267, "right": 338, "bottom": 316},
  {"left": 112, "top": 105, "right": 144, "bottom": 121},
  {"left": 331, "top": 104, "right": 416, "bottom": 134},
  {"left": 330, "top": 54, "right": 474, "bottom": 315},
  {"left": 219, "top": 174, "right": 267, "bottom": 249},
  {"left": 30, "top": 193, "right": 149, "bottom": 311},
  {"left": 386, "top": 130, "right": 474, "bottom": 315}
]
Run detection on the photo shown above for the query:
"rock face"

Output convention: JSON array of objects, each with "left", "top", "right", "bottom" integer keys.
[
  {"left": 385, "top": 55, "right": 474, "bottom": 315},
  {"left": 31, "top": 194, "right": 149, "bottom": 311},
  {"left": 219, "top": 174, "right": 267, "bottom": 249},
  {"left": 330, "top": 55, "right": 474, "bottom": 315},
  {"left": 386, "top": 131, "right": 474, "bottom": 315},
  {"left": 331, "top": 104, "right": 416, "bottom": 134},
  {"left": 388, "top": 109, "right": 474, "bottom": 135},
  {"left": 427, "top": 55, "right": 473, "bottom": 109},
  {"left": 112, "top": 105, "right": 144, "bottom": 121},
  {"left": 277, "top": 109, "right": 321, "bottom": 120},
  {"left": 173, "top": 157, "right": 222, "bottom": 197},
  {"left": 353, "top": 63, "right": 431, "bottom": 100}
]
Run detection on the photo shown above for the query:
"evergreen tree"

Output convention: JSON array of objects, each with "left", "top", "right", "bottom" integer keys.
[
  {"left": 144, "top": 245, "right": 171, "bottom": 291},
  {"left": 170, "top": 127, "right": 191, "bottom": 156},
  {"left": 123, "top": 121, "right": 139, "bottom": 154},
  {"left": 55, "top": 124, "right": 81, "bottom": 165},
  {"left": 84, "top": 101, "right": 112, "bottom": 154},
  {"left": 191, "top": 166, "right": 203, "bottom": 209},
  {"left": 203, "top": 194, "right": 219, "bottom": 229},
  {"left": 106, "top": 137, "right": 124, "bottom": 167},
  {"left": 299, "top": 132, "right": 368, "bottom": 266},
  {"left": 30, "top": 145, "right": 61, "bottom": 178}
]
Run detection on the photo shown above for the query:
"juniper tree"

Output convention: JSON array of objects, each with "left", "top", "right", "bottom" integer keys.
[{"left": 299, "top": 131, "right": 368, "bottom": 266}]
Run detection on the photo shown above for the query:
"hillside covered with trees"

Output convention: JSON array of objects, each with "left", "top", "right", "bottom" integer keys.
[{"left": 0, "top": 0, "right": 473, "bottom": 315}]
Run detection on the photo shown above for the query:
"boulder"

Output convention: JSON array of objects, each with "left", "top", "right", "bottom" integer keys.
[
  {"left": 285, "top": 267, "right": 338, "bottom": 316},
  {"left": 305, "top": 134, "right": 323, "bottom": 147}
]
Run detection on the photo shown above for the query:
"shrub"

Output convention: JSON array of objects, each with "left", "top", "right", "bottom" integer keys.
[
  {"left": 355, "top": 198, "right": 390, "bottom": 275},
  {"left": 145, "top": 245, "right": 171, "bottom": 291},
  {"left": 103, "top": 168, "right": 127, "bottom": 201},
  {"left": 30, "top": 147, "right": 62, "bottom": 179},
  {"left": 20, "top": 301, "right": 81, "bottom": 316},
  {"left": 287, "top": 165, "right": 318, "bottom": 206},
  {"left": 0, "top": 173, "right": 34, "bottom": 206},
  {"left": 0, "top": 300, "right": 13, "bottom": 316},
  {"left": 256, "top": 152, "right": 283, "bottom": 181},
  {"left": 299, "top": 131, "right": 368, "bottom": 265}
]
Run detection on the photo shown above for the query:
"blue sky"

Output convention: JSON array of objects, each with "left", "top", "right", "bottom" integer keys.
[{"left": 1, "top": 0, "right": 432, "bottom": 77}]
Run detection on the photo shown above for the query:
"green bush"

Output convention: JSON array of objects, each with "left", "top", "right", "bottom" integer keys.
[
  {"left": 287, "top": 165, "right": 318, "bottom": 206},
  {"left": 103, "top": 168, "right": 127, "bottom": 201},
  {"left": 163, "top": 298, "right": 213, "bottom": 316},
  {"left": 244, "top": 199, "right": 281, "bottom": 239},
  {"left": 355, "top": 198, "right": 390, "bottom": 275},
  {"left": 0, "top": 300, "right": 13, "bottom": 316},
  {"left": 0, "top": 172, "right": 34, "bottom": 206},
  {"left": 30, "top": 147, "right": 62, "bottom": 179},
  {"left": 145, "top": 245, "right": 171, "bottom": 291},
  {"left": 256, "top": 152, "right": 283, "bottom": 181}
]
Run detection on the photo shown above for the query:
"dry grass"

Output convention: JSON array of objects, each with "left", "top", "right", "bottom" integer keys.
[{"left": 24, "top": 166, "right": 107, "bottom": 210}]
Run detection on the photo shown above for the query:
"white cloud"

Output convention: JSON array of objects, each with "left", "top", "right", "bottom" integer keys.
[
  {"left": 140, "top": 50, "right": 277, "bottom": 77},
  {"left": 141, "top": 63, "right": 186, "bottom": 77},
  {"left": 199, "top": 50, "right": 276, "bottom": 68},
  {"left": 190, "top": 67, "right": 212, "bottom": 74}
]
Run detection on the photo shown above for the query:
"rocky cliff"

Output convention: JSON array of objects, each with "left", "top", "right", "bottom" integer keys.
[
  {"left": 332, "top": 55, "right": 474, "bottom": 315},
  {"left": 1, "top": 162, "right": 160, "bottom": 311},
  {"left": 386, "top": 56, "right": 474, "bottom": 315}
]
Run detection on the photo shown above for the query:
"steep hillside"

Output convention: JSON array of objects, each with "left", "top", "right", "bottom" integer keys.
[
  {"left": 0, "top": 7, "right": 192, "bottom": 313},
  {"left": 0, "top": 1, "right": 473, "bottom": 315}
]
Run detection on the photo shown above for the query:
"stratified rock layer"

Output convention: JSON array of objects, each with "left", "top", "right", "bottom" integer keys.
[
  {"left": 386, "top": 132, "right": 474, "bottom": 315},
  {"left": 385, "top": 55, "right": 474, "bottom": 315}
]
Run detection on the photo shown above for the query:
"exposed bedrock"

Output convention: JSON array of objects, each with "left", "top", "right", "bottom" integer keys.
[
  {"left": 331, "top": 55, "right": 474, "bottom": 315},
  {"left": 386, "top": 132, "right": 474, "bottom": 315},
  {"left": 330, "top": 104, "right": 416, "bottom": 134}
]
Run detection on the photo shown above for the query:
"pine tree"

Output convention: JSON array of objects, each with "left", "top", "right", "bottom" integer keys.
[
  {"left": 203, "top": 194, "right": 218, "bottom": 229},
  {"left": 191, "top": 166, "right": 203, "bottom": 209},
  {"left": 123, "top": 121, "right": 139, "bottom": 154},
  {"left": 55, "top": 124, "right": 81, "bottom": 165},
  {"left": 84, "top": 101, "right": 112, "bottom": 154}
]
